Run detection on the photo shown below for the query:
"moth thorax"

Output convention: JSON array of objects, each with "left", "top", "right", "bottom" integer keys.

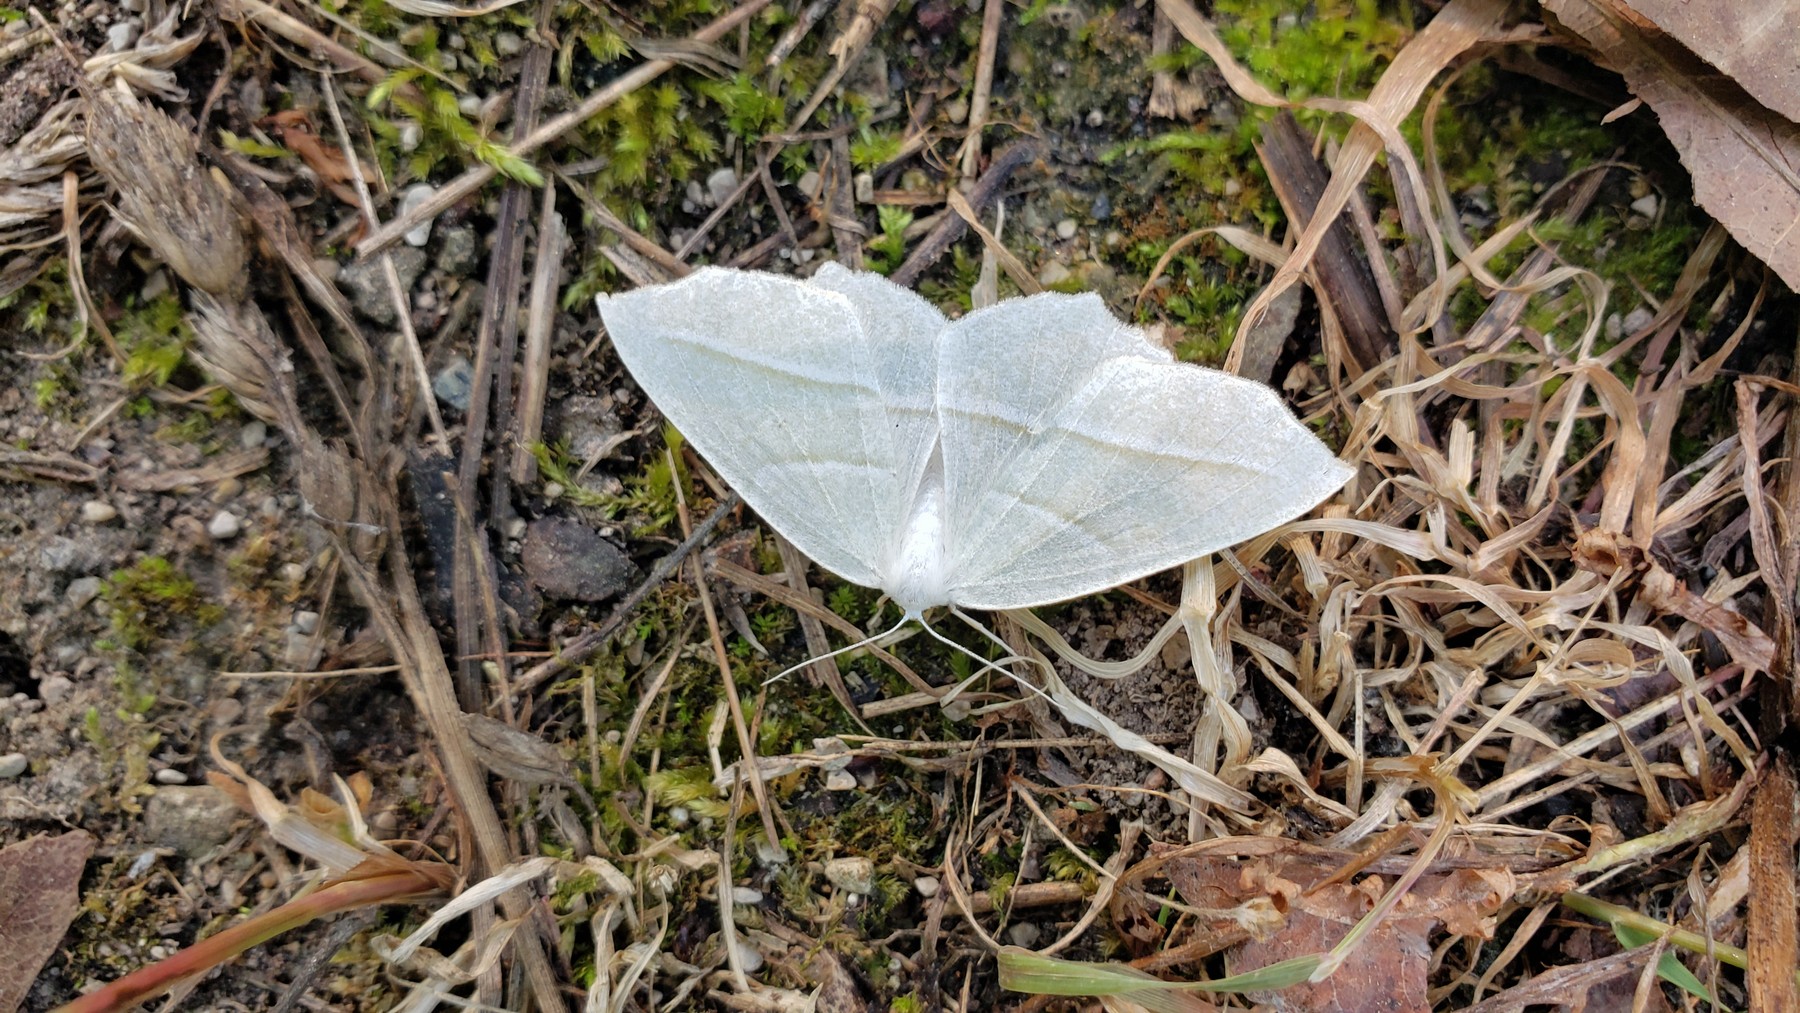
[{"left": 886, "top": 470, "right": 951, "bottom": 617}]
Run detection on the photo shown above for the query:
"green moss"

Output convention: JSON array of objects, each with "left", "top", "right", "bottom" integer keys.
[
  {"left": 118, "top": 294, "right": 192, "bottom": 390},
  {"left": 101, "top": 556, "right": 225, "bottom": 652}
]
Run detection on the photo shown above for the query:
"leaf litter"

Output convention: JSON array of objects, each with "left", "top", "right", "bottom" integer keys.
[{"left": 0, "top": 0, "right": 1793, "bottom": 1010}]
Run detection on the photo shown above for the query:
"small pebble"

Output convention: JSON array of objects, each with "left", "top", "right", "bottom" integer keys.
[
  {"left": 705, "top": 167, "right": 739, "bottom": 207},
  {"left": 945, "top": 97, "right": 969, "bottom": 125},
  {"left": 239, "top": 419, "right": 268, "bottom": 449},
  {"left": 1055, "top": 218, "right": 1079, "bottom": 240},
  {"left": 457, "top": 94, "right": 482, "bottom": 118},
  {"left": 397, "top": 120, "right": 423, "bottom": 153},
  {"left": 1629, "top": 194, "right": 1658, "bottom": 218},
  {"left": 154, "top": 768, "right": 188, "bottom": 785},
  {"left": 292, "top": 610, "right": 320, "bottom": 636},
  {"left": 66, "top": 577, "right": 103, "bottom": 608},
  {"left": 795, "top": 170, "right": 822, "bottom": 197},
  {"left": 825, "top": 769, "right": 857, "bottom": 791},
  {"left": 279, "top": 562, "right": 308, "bottom": 584},
  {"left": 0, "top": 754, "right": 26, "bottom": 778},
  {"left": 81, "top": 500, "right": 118, "bottom": 524},
  {"left": 1038, "top": 262, "right": 1072, "bottom": 287},
  {"left": 434, "top": 357, "right": 476, "bottom": 412},
  {"left": 731, "top": 886, "right": 763, "bottom": 905},
  {"left": 1085, "top": 108, "right": 1105, "bottom": 127},
  {"left": 106, "top": 21, "right": 140, "bottom": 52},
  {"left": 854, "top": 172, "right": 875, "bottom": 204},
  {"left": 494, "top": 31, "right": 524, "bottom": 57},
  {"left": 39, "top": 675, "right": 73, "bottom": 705},
  {"left": 400, "top": 184, "right": 438, "bottom": 247},
  {"left": 207, "top": 511, "right": 242, "bottom": 540},
  {"left": 1006, "top": 922, "right": 1042, "bottom": 947},
  {"left": 913, "top": 876, "right": 941, "bottom": 899},
  {"left": 730, "top": 939, "right": 764, "bottom": 973},
  {"left": 824, "top": 856, "right": 876, "bottom": 895}
]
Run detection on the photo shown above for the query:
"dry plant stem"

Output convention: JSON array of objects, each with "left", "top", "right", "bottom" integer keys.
[
  {"left": 513, "top": 492, "right": 739, "bottom": 693},
  {"left": 488, "top": 0, "right": 559, "bottom": 515},
  {"left": 319, "top": 73, "right": 448, "bottom": 452},
  {"left": 52, "top": 863, "right": 452, "bottom": 1013},
  {"left": 956, "top": 0, "right": 1004, "bottom": 183},
  {"left": 221, "top": 0, "right": 427, "bottom": 106},
  {"left": 356, "top": 0, "right": 774, "bottom": 257},
  {"left": 1253, "top": 112, "right": 1389, "bottom": 371},
  {"left": 774, "top": 534, "right": 872, "bottom": 731},
  {"left": 557, "top": 169, "right": 691, "bottom": 278},
  {"left": 510, "top": 187, "right": 564, "bottom": 484},
  {"left": 673, "top": 463, "right": 783, "bottom": 853},
  {"left": 1750, "top": 755, "right": 1800, "bottom": 1007}
]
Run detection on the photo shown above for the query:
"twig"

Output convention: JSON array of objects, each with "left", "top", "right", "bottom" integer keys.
[{"left": 955, "top": 0, "right": 1004, "bottom": 183}]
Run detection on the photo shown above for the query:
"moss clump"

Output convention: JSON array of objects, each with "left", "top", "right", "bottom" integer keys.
[{"left": 102, "top": 556, "right": 225, "bottom": 652}]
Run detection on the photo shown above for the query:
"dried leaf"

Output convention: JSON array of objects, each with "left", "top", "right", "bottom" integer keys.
[
  {"left": 0, "top": 831, "right": 95, "bottom": 1013},
  {"left": 1621, "top": 0, "right": 1800, "bottom": 122},
  {"left": 1545, "top": 0, "right": 1800, "bottom": 289}
]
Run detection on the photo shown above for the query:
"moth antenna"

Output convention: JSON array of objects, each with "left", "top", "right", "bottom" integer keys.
[
  {"left": 915, "top": 613, "right": 1053, "bottom": 708},
  {"left": 763, "top": 614, "right": 911, "bottom": 687}
]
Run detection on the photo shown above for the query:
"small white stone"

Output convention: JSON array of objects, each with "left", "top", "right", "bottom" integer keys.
[
  {"left": 279, "top": 562, "right": 308, "bottom": 584},
  {"left": 457, "top": 94, "right": 482, "bottom": 118},
  {"left": 824, "top": 769, "right": 856, "bottom": 791},
  {"left": 1006, "top": 921, "right": 1041, "bottom": 947},
  {"left": 502, "top": 516, "right": 528, "bottom": 540},
  {"left": 729, "top": 939, "right": 764, "bottom": 973},
  {"left": 685, "top": 180, "right": 706, "bottom": 208},
  {"left": 1085, "top": 108, "right": 1105, "bottom": 127},
  {"left": 292, "top": 610, "right": 320, "bottom": 636},
  {"left": 400, "top": 184, "right": 438, "bottom": 247},
  {"left": 824, "top": 856, "right": 876, "bottom": 895},
  {"left": 1622, "top": 306, "right": 1656, "bottom": 335},
  {"left": 1055, "top": 218, "right": 1079, "bottom": 240},
  {"left": 731, "top": 886, "right": 763, "bottom": 905},
  {"left": 706, "top": 167, "right": 740, "bottom": 207},
  {"left": 494, "top": 31, "right": 524, "bottom": 57},
  {"left": 795, "top": 170, "right": 822, "bottom": 197},
  {"left": 1038, "top": 262, "right": 1072, "bottom": 287},
  {"left": 398, "top": 120, "right": 423, "bottom": 153},
  {"left": 207, "top": 511, "right": 242, "bottom": 540},
  {"left": 154, "top": 768, "right": 188, "bottom": 785},
  {"left": 913, "top": 876, "right": 940, "bottom": 898},
  {"left": 854, "top": 172, "right": 875, "bottom": 204},
  {"left": 39, "top": 675, "right": 73, "bottom": 705},
  {"left": 81, "top": 500, "right": 118, "bottom": 524},
  {"left": 239, "top": 419, "right": 268, "bottom": 449},
  {"left": 0, "top": 753, "right": 26, "bottom": 779},
  {"left": 67, "top": 577, "right": 103, "bottom": 608},
  {"left": 106, "top": 21, "right": 141, "bottom": 52},
  {"left": 1629, "top": 194, "right": 1658, "bottom": 218}
]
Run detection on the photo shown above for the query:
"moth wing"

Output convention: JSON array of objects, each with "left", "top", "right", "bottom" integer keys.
[
  {"left": 599, "top": 267, "right": 941, "bottom": 589},
  {"left": 936, "top": 293, "right": 1352, "bottom": 610}
]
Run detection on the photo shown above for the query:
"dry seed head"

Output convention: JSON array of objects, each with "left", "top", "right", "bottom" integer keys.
[{"left": 83, "top": 83, "right": 248, "bottom": 300}]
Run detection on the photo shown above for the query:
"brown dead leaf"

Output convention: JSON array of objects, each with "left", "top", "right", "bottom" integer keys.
[
  {"left": 1545, "top": 0, "right": 1800, "bottom": 290},
  {"left": 0, "top": 831, "right": 95, "bottom": 1013},
  {"left": 1621, "top": 0, "right": 1800, "bottom": 123},
  {"left": 1164, "top": 851, "right": 1509, "bottom": 1013},
  {"left": 262, "top": 109, "right": 363, "bottom": 206}
]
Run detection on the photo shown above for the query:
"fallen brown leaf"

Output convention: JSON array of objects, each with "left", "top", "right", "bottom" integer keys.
[
  {"left": 1545, "top": 0, "right": 1800, "bottom": 289},
  {"left": 0, "top": 831, "right": 95, "bottom": 1013}
]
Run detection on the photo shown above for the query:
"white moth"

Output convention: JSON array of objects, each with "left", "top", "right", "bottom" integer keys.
[{"left": 597, "top": 263, "right": 1352, "bottom": 622}]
